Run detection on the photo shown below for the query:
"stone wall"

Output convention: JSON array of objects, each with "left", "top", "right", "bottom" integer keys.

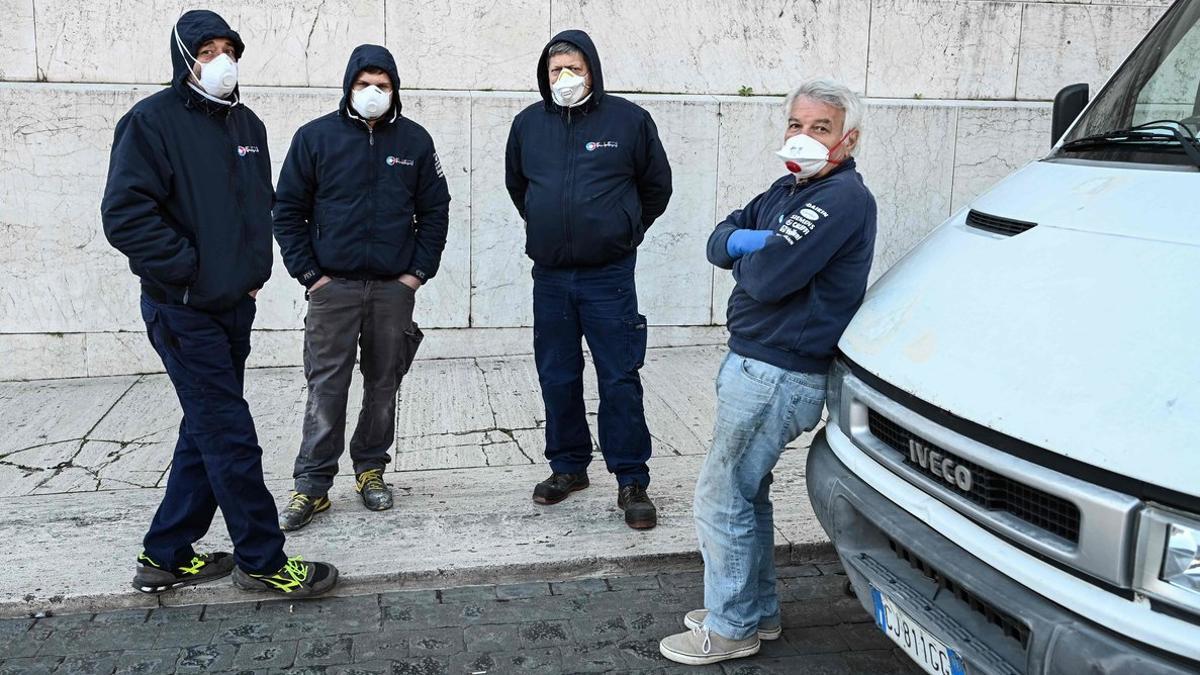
[{"left": 0, "top": 0, "right": 1170, "bottom": 380}]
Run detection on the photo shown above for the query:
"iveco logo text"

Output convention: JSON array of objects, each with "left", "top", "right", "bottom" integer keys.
[{"left": 908, "top": 439, "right": 973, "bottom": 492}]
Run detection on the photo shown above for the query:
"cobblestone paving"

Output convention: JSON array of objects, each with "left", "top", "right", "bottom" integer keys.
[{"left": 0, "top": 564, "right": 921, "bottom": 674}]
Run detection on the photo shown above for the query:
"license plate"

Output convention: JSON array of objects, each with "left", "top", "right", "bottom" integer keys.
[{"left": 871, "top": 585, "right": 967, "bottom": 675}]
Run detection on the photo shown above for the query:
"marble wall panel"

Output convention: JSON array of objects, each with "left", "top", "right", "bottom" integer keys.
[
  {"left": 951, "top": 103, "right": 1053, "bottom": 212},
  {"left": 711, "top": 97, "right": 789, "bottom": 324},
  {"left": 0, "top": 84, "right": 149, "bottom": 334},
  {"left": 550, "top": 0, "right": 871, "bottom": 95},
  {"left": 0, "top": 0, "right": 37, "bottom": 81},
  {"left": 1016, "top": 2, "right": 1168, "bottom": 101},
  {"left": 83, "top": 331, "right": 162, "bottom": 378},
  {"left": 469, "top": 93, "right": 538, "bottom": 327},
  {"left": 385, "top": 0, "right": 549, "bottom": 92},
  {"left": 33, "top": 0, "right": 384, "bottom": 87},
  {"left": 867, "top": 0, "right": 1023, "bottom": 100},
  {"left": 855, "top": 102, "right": 958, "bottom": 283},
  {"left": 633, "top": 97, "right": 719, "bottom": 326},
  {"left": 0, "top": 333, "right": 87, "bottom": 381}
]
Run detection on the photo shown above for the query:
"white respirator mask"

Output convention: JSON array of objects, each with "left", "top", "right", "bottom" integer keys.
[
  {"left": 551, "top": 68, "right": 588, "bottom": 107},
  {"left": 174, "top": 22, "right": 239, "bottom": 99},
  {"left": 775, "top": 131, "right": 852, "bottom": 179},
  {"left": 351, "top": 85, "right": 391, "bottom": 120}
]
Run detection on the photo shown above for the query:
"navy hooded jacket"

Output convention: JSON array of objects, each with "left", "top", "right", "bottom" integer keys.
[
  {"left": 505, "top": 30, "right": 673, "bottom": 268},
  {"left": 101, "top": 10, "right": 274, "bottom": 312},
  {"left": 708, "top": 159, "right": 878, "bottom": 373},
  {"left": 273, "top": 45, "right": 451, "bottom": 287}
]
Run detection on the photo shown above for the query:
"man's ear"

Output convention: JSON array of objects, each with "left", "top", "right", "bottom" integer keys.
[{"left": 843, "top": 129, "right": 860, "bottom": 155}]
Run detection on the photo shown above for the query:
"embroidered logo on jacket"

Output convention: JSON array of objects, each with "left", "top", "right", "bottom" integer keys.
[
  {"left": 585, "top": 141, "right": 619, "bottom": 152},
  {"left": 236, "top": 145, "right": 260, "bottom": 157},
  {"left": 386, "top": 156, "right": 415, "bottom": 167}
]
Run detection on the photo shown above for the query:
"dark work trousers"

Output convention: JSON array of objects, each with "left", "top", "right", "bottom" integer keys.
[
  {"left": 140, "top": 293, "right": 287, "bottom": 575},
  {"left": 293, "top": 278, "right": 423, "bottom": 497},
  {"left": 531, "top": 252, "right": 652, "bottom": 487}
]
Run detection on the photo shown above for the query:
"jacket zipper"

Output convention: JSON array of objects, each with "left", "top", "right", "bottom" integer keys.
[
  {"left": 367, "top": 122, "right": 377, "bottom": 272},
  {"left": 562, "top": 110, "right": 576, "bottom": 266}
]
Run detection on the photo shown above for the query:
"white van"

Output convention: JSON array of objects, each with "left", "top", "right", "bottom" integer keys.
[{"left": 807, "top": 0, "right": 1200, "bottom": 672}]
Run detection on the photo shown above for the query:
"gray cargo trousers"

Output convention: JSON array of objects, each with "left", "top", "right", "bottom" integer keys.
[{"left": 293, "top": 278, "right": 423, "bottom": 497}]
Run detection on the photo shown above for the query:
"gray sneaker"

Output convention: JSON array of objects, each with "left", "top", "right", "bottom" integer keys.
[
  {"left": 356, "top": 469, "right": 393, "bottom": 511},
  {"left": 659, "top": 625, "right": 760, "bottom": 665},
  {"left": 232, "top": 556, "right": 339, "bottom": 598},
  {"left": 684, "top": 609, "right": 782, "bottom": 640},
  {"left": 131, "top": 551, "right": 234, "bottom": 594}
]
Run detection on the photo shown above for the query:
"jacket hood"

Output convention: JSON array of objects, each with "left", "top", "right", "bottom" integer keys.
[
  {"left": 538, "top": 29, "right": 604, "bottom": 113},
  {"left": 170, "top": 10, "right": 244, "bottom": 102},
  {"left": 340, "top": 44, "right": 402, "bottom": 124}
]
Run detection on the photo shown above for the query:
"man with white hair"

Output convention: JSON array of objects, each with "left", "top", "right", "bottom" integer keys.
[{"left": 659, "top": 78, "right": 877, "bottom": 665}]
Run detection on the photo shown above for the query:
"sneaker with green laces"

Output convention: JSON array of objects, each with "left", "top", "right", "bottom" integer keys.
[
  {"left": 279, "top": 492, "right": 331, "bottom": 532},
  {"left": 131, "top": 551, "right": 235, "bottom": 594},
  {"left": 232, "top": 556, "right": 339, "bottom": 598}
]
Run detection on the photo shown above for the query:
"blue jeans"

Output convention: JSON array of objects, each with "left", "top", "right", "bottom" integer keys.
[
  {"left": 140, "top": 294, "right": 287, "bottom": 575},
  {"left": 694, "top": 352, "right": 827, "bottom": 640},
  {"left": 531, "top": 253, "right": 651, "bottom": 487}
]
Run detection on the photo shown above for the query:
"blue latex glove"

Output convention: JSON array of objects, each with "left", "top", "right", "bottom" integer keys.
[{"left": 726, "top": 229, "right": 773, "bottom": 258}]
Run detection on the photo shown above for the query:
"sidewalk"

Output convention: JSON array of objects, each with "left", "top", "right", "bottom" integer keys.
[{"left": 0, "top": 346, "right": 830, "bottom": 618}]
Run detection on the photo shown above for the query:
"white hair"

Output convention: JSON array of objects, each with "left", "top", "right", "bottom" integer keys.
[{"left": 784, "top": 78, "right": 865, "bottom": 154}]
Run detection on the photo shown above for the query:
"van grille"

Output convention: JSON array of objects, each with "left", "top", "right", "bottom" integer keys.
[
  {"left": 868, "top": 410, "right": 1081, "bottom": 544},
  {"left": 888, "top": 537, "right": 1031, "bottom": 649},
  {"left": 966, "top": 210, "right": 1037, "bottom": 236}
]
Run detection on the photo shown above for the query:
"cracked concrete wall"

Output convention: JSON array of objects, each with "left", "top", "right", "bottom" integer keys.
[{"left": 0, "top": 0, "right": 1170, "bottom": 380}]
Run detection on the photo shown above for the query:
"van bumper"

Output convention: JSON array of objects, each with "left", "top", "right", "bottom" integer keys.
[{"left": 806, "top": 428, "right": 1198, "bottom": 675}]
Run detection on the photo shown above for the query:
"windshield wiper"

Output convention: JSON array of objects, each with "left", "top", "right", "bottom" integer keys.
[{"left": 1061, "top": 120, "right": 1200, "bottom": 168}]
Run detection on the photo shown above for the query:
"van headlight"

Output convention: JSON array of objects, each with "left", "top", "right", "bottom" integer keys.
[
  {"left": 1135, "top": 508, "right": 1200, "bottom": 614},
  {"left": 826, "top": 358, "right": 850, "bottom": 431},
  {"left": 1163, "top": 524, "right": 1200, "bottom": 593}
]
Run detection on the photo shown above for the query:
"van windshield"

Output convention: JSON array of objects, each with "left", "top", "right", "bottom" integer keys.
[{"left": 1054, "top": 0, "right": 1200, "bottom": 168}]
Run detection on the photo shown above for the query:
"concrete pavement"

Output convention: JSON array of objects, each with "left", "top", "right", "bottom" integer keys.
[{"left": 0, "top": 346, "right": 830, "bottom": 618}]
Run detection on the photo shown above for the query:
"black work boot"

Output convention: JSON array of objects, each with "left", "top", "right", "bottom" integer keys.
[
  {"left": 618, "top": 483, "right": 657, "bottom": 530},
  {"left": 279, "top": 492, "right": 331, "bottom": 532},
  {"left": 533, "top": 471, "right": 590, "bottom": 505},
  {"left": 132, "top": 551, "right": 235, "bottom": 594},
  {"left": 355, "top": 469, "right": 393, "bottom": 511}
]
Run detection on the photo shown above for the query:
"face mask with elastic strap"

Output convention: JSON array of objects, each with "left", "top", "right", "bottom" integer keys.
[
  {"left": 777, "top": 129, "right": 854, "bottom": 178},
  {"left": 173, "top": 20, "right": 239, "bottom": 103}
]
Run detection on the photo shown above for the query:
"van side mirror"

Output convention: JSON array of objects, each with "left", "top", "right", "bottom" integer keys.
[{"left": 1052, "top": 83, "right": 1090, "bottom": 146}]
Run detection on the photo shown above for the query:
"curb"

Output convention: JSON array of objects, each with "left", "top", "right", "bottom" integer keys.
[{"left": 1, "top": 541, "right": 835, "bottom": 619}]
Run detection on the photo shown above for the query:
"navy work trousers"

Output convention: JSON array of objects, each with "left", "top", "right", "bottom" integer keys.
[
  {"left": 531, "top": 253, "right": 652, "bottom": 487},
  {"left": 139, "top": 293, "right": 287, "bottom": 574}
]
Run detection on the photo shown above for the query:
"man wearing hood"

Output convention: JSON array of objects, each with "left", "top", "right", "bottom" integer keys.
[
  {"left": 505, "top": 31, "right": 673, "bottom": 530},
  {"left": 273, "top": 44, "right": 451, "bottom": 531},
  {"left": 101, "top": 10, "right": 337, "bottom": 598}
]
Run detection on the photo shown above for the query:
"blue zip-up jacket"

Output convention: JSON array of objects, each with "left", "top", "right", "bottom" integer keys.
[
  {"left": 708, "top": 159, "right": 877, "bottom": 373},
  {"left": 505, "top": 30, "right": 673, "bottom": 268},
  {"left": 273, "top": 45, "right": 451, "bottom": 287},
  {"left": 101, "top": 10, "right": 274, "bottom": 312}
]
